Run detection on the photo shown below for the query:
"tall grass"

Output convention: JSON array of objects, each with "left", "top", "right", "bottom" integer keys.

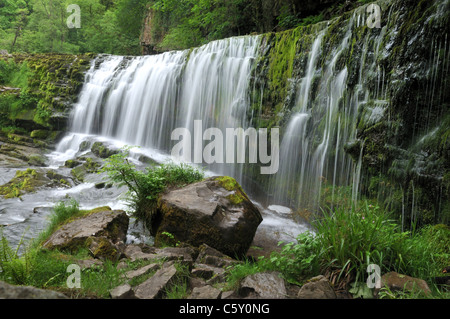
[
  {"left": 34, "top": 199, "right": 81, "bottom": 246},
  {"left": 0, "top": 228, "right": 33, "bottom": 285},
  {"left": 231, "top": 202, "right": 449, "bottom": 295}
]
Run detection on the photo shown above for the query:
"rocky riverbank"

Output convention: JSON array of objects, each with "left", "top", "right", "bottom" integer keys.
[{"left": 0, "top": 134, "right": 441, "bottom": 299}]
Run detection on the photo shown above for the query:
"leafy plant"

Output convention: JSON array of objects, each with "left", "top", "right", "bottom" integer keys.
[
  {"left": 0, "top": 227, "right": 33, "bottom": 285},
  {"left": 265, "top": 231, "right": 325, "bottom": 284},
  {"left": 100, "top": 147, "right": 204, "bottom": 234}
]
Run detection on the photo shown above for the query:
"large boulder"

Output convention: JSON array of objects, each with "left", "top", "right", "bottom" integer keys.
[
  {"left": 154, "top": 176, "right": 263, "bottom": 258},
  {"left": 43, "top": 209, "right": 129, "bottom": 252}
]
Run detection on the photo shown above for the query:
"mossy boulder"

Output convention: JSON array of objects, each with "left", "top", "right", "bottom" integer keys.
[
  {"left": 87, "top": 236, "right": 122, "bottom": 262},
  {"left": 64, "top": 159, "right": 81, "bottom": 168},
  {"left": 153, "top": 176, "right": 263, "bottom": 258},
  {"left": 27, "top": 154, "right": 47, "bottom": 167},
  {"left": 70, "top": 157, "right": 102, "bottom": 182},
  {"left": 30, "top": 130, "right": 50, "bottom": 139},
  {"left": 91, "top": 142, "right": 119, "bottom": 159},
  {"left": 43, "top": 209, "right": 129, "bottom": 253},
  {"left": 0, "top": 168, "right": 48, "bottom": 198}
]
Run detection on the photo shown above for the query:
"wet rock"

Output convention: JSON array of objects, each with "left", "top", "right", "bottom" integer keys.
[
  {"left": 27, "top": 154, "right": 48, "bottom": 167},
  {"left": 297, "top": 275, "right": 337, "bottom": 299},
  {"left": 70, "top": 158, "right": 102, "bottom": 182},
  {"left": 240, "top": 272, "right": 287, "bottom": 299},
  {"left": 154, "top": 177, "right": 263, "bottom": 258},
  {"left": 0, "top": 168, "right": 53, "bottom": 198},
  {"left": 79, "top": 140, "right": 91, "bottom": 152},
  {"left": 65, "top": 159, "right": 82, "bottom": 168},
  {"left": 43, "top": 209, "right": 129, "bottom": 252},
  {"left": 0, "top": 281, "right": 68, "bottom": 299},
  {"left": 91, "top": 142, "right": 119, "bottom": 159}
]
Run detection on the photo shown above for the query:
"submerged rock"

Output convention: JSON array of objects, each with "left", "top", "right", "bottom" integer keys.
[
  {"left": 154, "top": 176, "right": 263, "bottom": 258},
  {"left": 91, "top": 141, "right": 119, "bottom": 159}
]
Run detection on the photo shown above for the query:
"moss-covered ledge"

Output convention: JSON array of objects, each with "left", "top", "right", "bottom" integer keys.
[{"left": 0, "top": 53, "right": 94, "bottom": 132}]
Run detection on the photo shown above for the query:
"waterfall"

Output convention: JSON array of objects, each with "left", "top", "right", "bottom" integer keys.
[
  {"left": 59, "top": 16, "right": 374, "bottom": 214},
  {"left": 56, "top": 0, "right": 449, "bottom": 223},
  {"left": 271, "top": 19, "right": 353, "bottom": 211},
  {"left": 62, "top": 36, "right": 261, "bottom": 185}
]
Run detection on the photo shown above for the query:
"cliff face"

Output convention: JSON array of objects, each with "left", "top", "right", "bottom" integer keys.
[
  {"left": 0, "top": 53, "right": 93, "bottom": 132},
  {"left": 248, "top": 0, "right": 449, "bottom": 226}
]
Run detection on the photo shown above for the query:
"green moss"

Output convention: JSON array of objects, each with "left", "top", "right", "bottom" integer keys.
[
  {"left": 70, "top": 158, "right": 101, "bottom": 182},
  {"left": 64, "top": 159, "right": 81, "bottom": 168},
  {"left": 91, "top": 142, "right": 119, "bottom": 159},
  {"left": 87, "top": 237, "right": 119, "bottom": 261},
  {"left": 1, "top": 54, "right": 92, "bottom": 130},
  {"left": 215, "top": 176, "right": 249, "bottom": 205},
  {"left": 216, "top": 176, "right": 240, "bottom": 192},
  {"left": 30, "top": 129, "right": 50, "bottom": 139},
  {"left": 0, "top": 168, "right": 44, "bottom": 198}
]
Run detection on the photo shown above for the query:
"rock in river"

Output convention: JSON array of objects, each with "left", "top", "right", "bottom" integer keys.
[{"left": 154, "top": 176, "right": 263, "bottom": 258}]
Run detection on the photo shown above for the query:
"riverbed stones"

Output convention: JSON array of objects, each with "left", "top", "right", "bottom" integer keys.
[
  {"left": 239, "top": 272, "right": 287, "bottom": 299},
  {"left": 133, "top": 263, "right": 179, "bottom": 299},
  {"left": 154, "top": 176, "right": 263, "bottom": 258},
  {"left": 297, "top": 275, "right": 337, "bottom": 299},
  {"left": 43, "top": 209, "right": 129, "bottom": 252}
]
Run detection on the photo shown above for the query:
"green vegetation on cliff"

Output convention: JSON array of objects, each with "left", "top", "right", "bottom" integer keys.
[{"left": 0, "top": 54, "right": 92, "bottom": 132}]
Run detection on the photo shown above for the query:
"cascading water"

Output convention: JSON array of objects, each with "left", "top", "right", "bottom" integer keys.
[
  {"left": 61, "top": 36, "right": 261, "bottom": 182},
  {"left": 55, "top": 11, "right": 385, "bottom": 230},
  {"left": 270, "top": 20, "right": 353, "bottom": 211},
  {"left": 46, "top": 0, "right": 449, "bottom": 244},
  {"left": 52, "top": 35, "right": 312, "bottom": 244}
]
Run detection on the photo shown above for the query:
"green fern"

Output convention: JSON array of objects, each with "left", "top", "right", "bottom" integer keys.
[{"left": 0, "top": 227, "right": 34, "bottom": 285}]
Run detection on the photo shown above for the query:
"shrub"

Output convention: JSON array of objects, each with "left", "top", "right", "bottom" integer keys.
[{"left": 100, "top": 147, "right": 204, "bottom": 234}]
